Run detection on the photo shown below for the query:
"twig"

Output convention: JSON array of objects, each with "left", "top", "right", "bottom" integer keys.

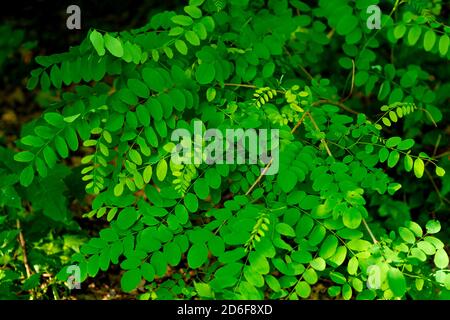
[
  {"left": 16, "top": 219, "right": 32, "bottom": 278},
  {"left": 341, "top": 59, "right": 355, "bottom": 102},
  {"left": 306, "top": 112, "right": 333, "bottom": 157},
  {"left": 362, "top": 218, "right": 378, "bottom": 244},
  {"left": 245, "top": 112, "right": 308, "bottom": 196}
]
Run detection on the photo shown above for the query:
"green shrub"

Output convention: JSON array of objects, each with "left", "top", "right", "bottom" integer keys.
[{"left": 10, "top": 0, "right": 450, "bottom": 299}]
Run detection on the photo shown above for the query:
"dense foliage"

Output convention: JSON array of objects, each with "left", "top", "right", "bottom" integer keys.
[{"left": 1, "top": 0, "right": 449, "bottom": 300}]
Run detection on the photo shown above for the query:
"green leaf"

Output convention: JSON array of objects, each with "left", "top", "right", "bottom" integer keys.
[
  {"left": 385, "top": 136, "right": 401, "bottom": 148},
  {"left": 435, "top": 166, "right": 445, "bottom": 177},
  {"left": 423, "top": 29, "right": 436, "bottom": 52},
  {"left": 295, "top": 281, "right": 311, "bottom": 298},
  {"left": 50, "top": 65, "right": 62, "bottom": 88},
  {"left": 143, "top": 165, "right": 153, "bottom": 183},
  {"left": 184, "top": 193, "right": 199, "bottom": 212},
  {"left": 141, "top": 263, "right": 155, "bottom": 282},
  {"left": 336, "top": 15, "right": 358, "bottom": 36},
  {"left": 413, "top": 158, "right": 424, "bottom": 178},
  {"left": 104, "top": 34, "right": 124, "bottom": 58},
  {"left": 426, "top": 220, "right": 441, "bottom": 234},
  {"left": 116, "top": 208, "right": 138, "bottom": 230},
  {"left": 194, "top": 282, "right": 214, "bottom": 298},
  {"left": 171, "top": 15, "right": 194, "bottom": 26},
  {"left": 393, "top": 24, "right": 406, "bottom": 39},
  {"left": 196, "top": 63, "right": 215, "bottom": 84},
  {"left": 319, "top": 235, "right": 338, "bottom": 259},
  {"left": 114, "top": 183, "right": 124, "bottom": 197},
  {"left": 310, "top": 257, "right": 326, "bottom": 271},
  {"left": 378, "top": 148, "right": 389, "bottom": 163},
  {"left": 387, "top": 268, "right": 406, "bottom": 297},
  {"left": 275, "top": 223, "right": 295, "bottom": 237},
  {"left": 128, "top": 149, "right": 142, "bottom": 166},
  {"left": 397, "top": 139, "right": 415, "bottom": 151},
  {"left": 206, "top": 87, "right": 216, "bottom": 102},
  {"left": 404, "top": 154, "right": 413, "bottom": 172},
  {"left": 189, "top": 0, "right": 205, "bottom": 6},
  {"left": 121, "top": 268, "right": 141, "bottom": 292},
  {"left": 407, "top": 25, "right": 422, "bottom": 46},
  {"left": 438, "top": 34, "right": 449, "bottom": 56},
  {"left": 127, "top": 79, "right": 149, "bottom": 98},
  {"left": 184, "top": 5, "right": 202, "bottom": 19},
  {"left": 187, "top": 243, "right": 208, "bottom": 268},
  {"left": 142, "top": 68, "right": 165, "bottom": 92},
  {"left": 434, "top": 249, "right": 449, "bottom": 269},
  {"left": 175, "top": 39, "right": 188, "bottom": 55},
  {"left": 185, "top": 30, "right": 200, "bottom": 46},
  {"left": 20, "top": 166, "right": 34, "bottom": 187},
  {"left": 343, "top": 207, "right": 362, "bottom": 229},
  {"left": 398, "top": 227, "right": 415, "bottom": 244},
  {"left": 156, "top": 158, "right": 168, "bottom": 181},
  {"left": 387, "top": 150, "right": 400, "bottom": 168},
  {"left": 14, "top": 151, "right": 35, "bottom": 162},
  {"left": 90, "top": 30, "right": 105, "bottom": 56}
]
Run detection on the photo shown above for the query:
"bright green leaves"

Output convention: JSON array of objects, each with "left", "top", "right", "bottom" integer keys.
[
  {"left": 187, "top": 243, "right": 208, "bottom": 268},
  {"left": 275, "top": 223, "right": 295, "bottom": 237},
  {"left": 434, "top": 249, "right": 449, "bottom": 269},
  {"left": 14, "top": 151, "right": 34, "bottom": 162},
  {"left": 104, "top": 33, "right": 124, "bottom": 58},
  {"left": 175, "top": 39, "right": 188, "bottom": 55},
  {"left": 398, "top": 227, "right": 415, "bottom": 244},
  {"left": 343, "top": 207, "right": 362, "bottom": 229},
  {"left": 319, "top": 235, "right": 338, "bottom": 260},
  {"left": 423, "top": 29, "right": 436, "bottom": 52},
  {"left": 89, "top": 30, "right": 105, "bottom": 56},
  {"left": 413, "top": 158, "right": 424, "bottom": 178},
  {"left": 156, "top": 158, "right": 168, "bottom": 181},
  {"left": 295, "top": 281, "right": 311, "bottom": 298},
  {"left": 171, "top": 15, "right": 194, "bottom": 27},
  {"left": 387, "top": 268, "right": 406, "bottom": 297},
  {"left": 185, "top": 30, "right": 200, "bottom": 46},
  {"left": 195, "top": 63, "right": 215, "bottom": 84},
  {"left": 438, "top": 34, "right": 449, "bottom": 56},
  {"left": 184, "top": 5, "right": 202, "bottom": 19},
  {"left": 143, "top": 165, "right": 153, "bottom": 183},
  {"left": 407, "top": 25, "right": 422, "bottom": 46}
]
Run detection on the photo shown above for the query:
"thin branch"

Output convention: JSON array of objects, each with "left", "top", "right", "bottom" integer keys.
[
  {"left": 341, "top": 59, "right": 355, "bottom": 102},
  {"left": 245, "top": 112, "right": 308, "bottom": 196},
  {"left": 16, "top": 219, "right": 32, "bottom": 278},
  {"left": 306, "top": 112, "right": 333, "bottom": 157},
  {"left": 362, "top": 218, "right": 378, "bottom": 244}
]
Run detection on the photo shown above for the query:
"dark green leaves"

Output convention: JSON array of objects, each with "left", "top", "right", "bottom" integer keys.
[
  {"left": 121, "top": 269, "right": 141, "bottom": 292},
  {"left": 195, "top": 63, "right": 215, "bottom": 84},
  {"left": 187, "top": 243, "right": 208, "bottom": 268},
  {"left": 127, "top": 79, "right": 149, "bottom": 98},
  {"left": 142, "top": 68, "right": 165, "bottom": 92},
  {"left": 116, "top": 208, "right": 138, "bottom": 230}
]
